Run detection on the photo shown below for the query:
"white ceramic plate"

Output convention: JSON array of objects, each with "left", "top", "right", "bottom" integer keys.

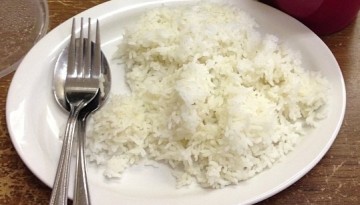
[{"left": 6, "top": 0, "right": 346, "bottom": 204}]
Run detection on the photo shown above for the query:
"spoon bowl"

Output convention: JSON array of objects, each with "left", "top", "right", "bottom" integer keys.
[{"left": 53, "top": 39, "right": 111, "bottom": 112}]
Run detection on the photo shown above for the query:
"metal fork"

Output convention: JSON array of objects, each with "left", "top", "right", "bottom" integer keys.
[{"left": 50, "top": 18, "right": 101, "bottom": 205}]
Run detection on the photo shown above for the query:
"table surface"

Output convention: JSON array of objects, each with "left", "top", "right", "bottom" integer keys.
[{"left": 0, "top": 0, "right": 359, "bottom": 204}]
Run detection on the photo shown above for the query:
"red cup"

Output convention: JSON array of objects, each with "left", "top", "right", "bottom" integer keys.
[{"left": 261, "top": 0, "right": 360, "bottom": 35}]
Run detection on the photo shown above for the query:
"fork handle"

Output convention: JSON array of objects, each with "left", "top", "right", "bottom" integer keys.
[
  {"left": 73, "top": 117, "right": 91, "bottom": 205},
  {"left": 50, "top": 106, "right": 82, "bottom": 205}
]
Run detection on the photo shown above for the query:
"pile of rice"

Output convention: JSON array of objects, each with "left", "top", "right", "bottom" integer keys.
[{"left": 86, "top": 3, "right": 329, "bottom": 188}]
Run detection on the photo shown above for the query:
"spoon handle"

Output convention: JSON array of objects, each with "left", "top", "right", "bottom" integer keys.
[
  {"left": 73, "top": 117, "right": 91, "bottom": 205},
  {"left": 50, "top": 107, "right": 81, "bottom": 205}
]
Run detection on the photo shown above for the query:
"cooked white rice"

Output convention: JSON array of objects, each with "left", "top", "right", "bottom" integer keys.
[{"left": 86, "top": 3, "right": 329, "bottom": 188}]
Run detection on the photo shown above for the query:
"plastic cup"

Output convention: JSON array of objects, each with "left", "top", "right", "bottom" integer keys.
[{"left": 0, "top": 0, "right": 49, "bottom": 78}]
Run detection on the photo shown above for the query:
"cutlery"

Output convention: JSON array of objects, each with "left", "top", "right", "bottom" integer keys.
[{"left": 50, "top": 18, "right": 110, "bottom": 205}]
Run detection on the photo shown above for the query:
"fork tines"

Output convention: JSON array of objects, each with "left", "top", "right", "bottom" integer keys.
[{"left": 68, "top": 18, "right": 101, "bottom": 81}]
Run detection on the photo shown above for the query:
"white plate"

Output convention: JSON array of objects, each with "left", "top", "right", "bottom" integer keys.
[{"left": 6, "top": 0, "right": 346, "bottom": 204}]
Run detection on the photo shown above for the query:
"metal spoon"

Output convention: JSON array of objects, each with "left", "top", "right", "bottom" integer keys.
[{"left": 52, "top": 38, "right": 111, "bottom": 205}]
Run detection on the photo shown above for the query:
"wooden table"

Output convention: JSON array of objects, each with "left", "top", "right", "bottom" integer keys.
[{"left": 0, "top": 0, "right": 359, "bottom": 204}]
